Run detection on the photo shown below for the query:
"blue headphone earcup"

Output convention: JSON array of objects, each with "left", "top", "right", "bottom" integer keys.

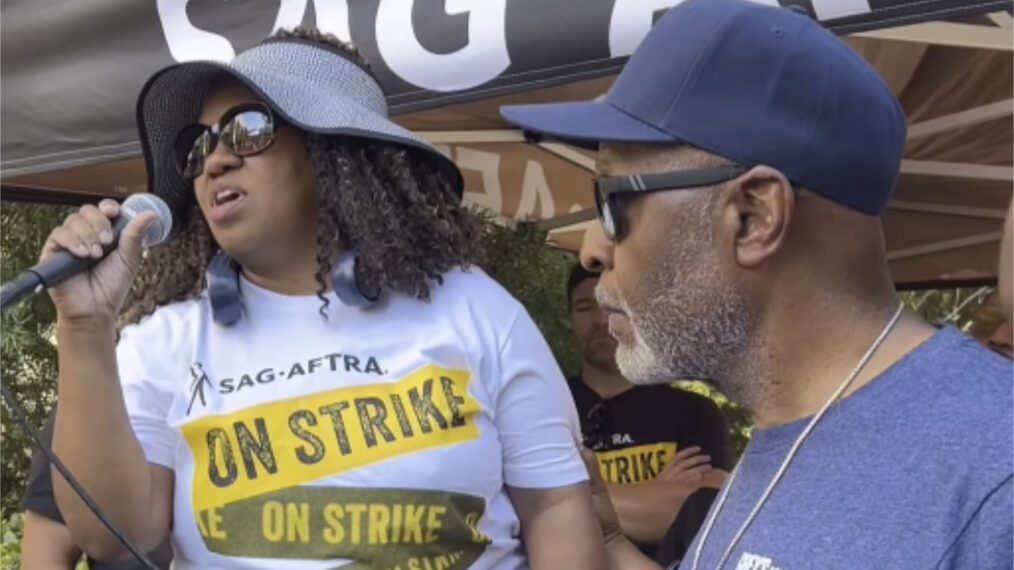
[
  {"left": 207, "top": 250, "right": 242, "bottom": 326},
  {"left": 331, "top": 251, "right": 380, "bottom": 309}
]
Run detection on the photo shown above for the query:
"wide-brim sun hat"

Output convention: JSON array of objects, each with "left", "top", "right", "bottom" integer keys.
[{"left": 137, "top": 37, "right": 463, "bottom": 233}]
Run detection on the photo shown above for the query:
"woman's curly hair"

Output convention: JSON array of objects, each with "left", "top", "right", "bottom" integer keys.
[{"left": 121, "top": 28, "right": 483, "bottom": 325}]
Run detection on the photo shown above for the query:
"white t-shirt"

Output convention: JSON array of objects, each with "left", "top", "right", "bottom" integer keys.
[{"left": 117, "top": 268, "right": 587, "bottom": 569}]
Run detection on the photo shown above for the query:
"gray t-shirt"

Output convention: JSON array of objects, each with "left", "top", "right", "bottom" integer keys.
[{"left": 686, "top": 327, "right": 1013, "bottom": 570}]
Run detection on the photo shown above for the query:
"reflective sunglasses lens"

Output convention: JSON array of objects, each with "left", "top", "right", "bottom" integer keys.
[
  {"left": 602, "top": 204, "right": 617, "bottom": 240},
  {"left": 221, "top": 110, "right": 275, "bottom": 156},
  {"left": 595, "top": 188, "right": 616, "bottom": 239},
  {"left": 181, "top": 130, "right": 212, "bottom": 179}
]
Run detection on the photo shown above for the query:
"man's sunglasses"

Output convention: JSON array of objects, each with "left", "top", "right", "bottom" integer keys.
[
  {"left": 585, "top": 402, "right": 611, "bottom": 452},
  {"left": 174, "top": 102, "right": 278, "bottom": 180},
  {"left": 593, "top": 165, "right": 749, "bottom": 241}
]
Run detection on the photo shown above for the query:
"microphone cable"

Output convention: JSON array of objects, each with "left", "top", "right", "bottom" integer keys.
[{"left": 1, "top": 375, "right": 160, "bottom": 569}]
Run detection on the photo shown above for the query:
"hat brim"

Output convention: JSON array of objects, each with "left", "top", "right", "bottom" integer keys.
[
  {"left": 137, "top": 42, "right": 463, "bottom": 231},
  {"left": 500, "top": 100, "right": 679, "bottom": 150}
]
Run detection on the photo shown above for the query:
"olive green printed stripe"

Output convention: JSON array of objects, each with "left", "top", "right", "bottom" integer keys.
[{"left": 196, "top": 485, "right": 491, "bottom": 568}]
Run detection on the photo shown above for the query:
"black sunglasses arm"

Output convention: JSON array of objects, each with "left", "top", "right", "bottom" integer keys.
[{"left": 596, "top": 165, "right": 749, "bottom": 197}]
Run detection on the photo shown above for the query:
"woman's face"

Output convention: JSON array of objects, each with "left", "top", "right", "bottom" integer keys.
[{"left": 192, "top": 81, "right": 319, "bottom": 265}]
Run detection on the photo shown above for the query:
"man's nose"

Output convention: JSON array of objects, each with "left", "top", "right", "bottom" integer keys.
[{"left": 580, "top": 223, "right": 614, "bottom": 272}]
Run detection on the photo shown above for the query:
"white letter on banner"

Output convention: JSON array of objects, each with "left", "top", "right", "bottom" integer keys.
[
  {"left": 609, "top": 0, "right": 681, "bottom": 58},
  {"left": 376, "top": 0, "right": 510, "bottom": 91},
  {"left": 809, "top": 0, "right": 871, "bottom": 21},
  {"left": 156, "top": 0, "right": 236, "bottom": 62},
  {"left": 271, "top": 0, "right": 352, "bottom": 42},
  {"left": 518, "top": 160, "right": 555, "bottom": 220},
  {"left": 609, "top": 0, "right": 793, "bottom": 58},
  {"left": 456, "top": 148, "right": 503, "bottom": 213}
]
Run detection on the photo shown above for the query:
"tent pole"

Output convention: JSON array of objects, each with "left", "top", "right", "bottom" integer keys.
[
  {"left": 886, "top": 231, "right": 1004, "bottom": 261},
  {"left": 907, "top": 99, "right": 1013, "bottom": 141}
]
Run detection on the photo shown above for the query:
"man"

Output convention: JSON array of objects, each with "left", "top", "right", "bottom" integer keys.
[
  {"left": 985, "top": 199, "right": 1014, "bottom": 360},
  {"left": 1001, "top": 199, "right": 1012, "bottom": 323},
  {"left": 502, "top": 1, "right": 1013, "bottom": 569},
  {"left": 567, "top": 263, "right": 729, "bottom": 555}
]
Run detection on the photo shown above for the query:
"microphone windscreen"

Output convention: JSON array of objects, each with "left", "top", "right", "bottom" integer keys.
[{"left": 121, "top": 194, "right": 173, "bottom": 247}]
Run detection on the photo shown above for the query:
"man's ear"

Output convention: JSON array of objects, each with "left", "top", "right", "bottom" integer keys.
[{"left": 721, "top": 166, "right": 795, "bottom": 268}]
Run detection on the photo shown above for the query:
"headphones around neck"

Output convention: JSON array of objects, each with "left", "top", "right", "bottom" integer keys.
[{"left": 207, "top": 250, "right": 380, "bottom": 326}]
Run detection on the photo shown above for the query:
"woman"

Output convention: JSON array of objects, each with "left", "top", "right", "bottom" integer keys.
[{"left": 45, "top": 29, "right": 605, "bottom": 569}]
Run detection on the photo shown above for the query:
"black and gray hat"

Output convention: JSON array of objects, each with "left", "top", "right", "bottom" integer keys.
[{"left": 136, "top": 37, "right": 462, "bottom": 230}]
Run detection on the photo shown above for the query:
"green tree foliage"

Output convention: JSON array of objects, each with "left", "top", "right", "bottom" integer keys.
[
  {"left": 1, "top": 203, "right": 71, "bottom": 516},
  {"left": 0, "top": 512, "right": 23, "bottom": 570},
  {"left": 898, "top": 287, "right": 994, "bottom": 332}
]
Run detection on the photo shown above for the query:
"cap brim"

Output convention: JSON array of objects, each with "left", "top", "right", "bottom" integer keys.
[{"left": 500, "top": 100, "right": 678, "bottom": 149}]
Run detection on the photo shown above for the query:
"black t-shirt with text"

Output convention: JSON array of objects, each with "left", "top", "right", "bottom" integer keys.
[
  {"left": 654, "top": 488, "right": 719, "bottom": 569},
  {"left": 569, "top": 378, "right": 729, "bottom": 559},
  {"left": 569, "top": 377, "right": 731, "bottom": 475}
]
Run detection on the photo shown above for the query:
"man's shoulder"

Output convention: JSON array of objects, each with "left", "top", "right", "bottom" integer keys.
[
  {"left": 875, "top": 328, "right": 1012, "bottom": 481},
  {"left": 909, "top": 328, "right": 1012, "bottom": 420},
  {"left": 916, "top": 326, "right": 1011, "bottom": 375}
]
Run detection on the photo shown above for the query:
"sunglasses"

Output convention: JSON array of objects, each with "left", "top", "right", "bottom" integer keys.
[
  {"left": 593, "top": 165, "right": 749, "bottom": 241},
  {"left": 584, "top": 402, "right": 612, "bottom": 451},
  {"left": 174, "top": 102, "right": 278, "bottom": 180}
]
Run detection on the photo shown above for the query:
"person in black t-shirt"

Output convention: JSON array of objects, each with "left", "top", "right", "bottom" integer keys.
[
  {"left": 567, "top": 264, "right": 730, "bottom": 557},
  {"left": 21, "top": 407, "right": 173, "bottom": 570}
]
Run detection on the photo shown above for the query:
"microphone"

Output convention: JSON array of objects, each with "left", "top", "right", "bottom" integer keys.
[{"left": 0, "top": 193, "right": 173, "bottom": 313}]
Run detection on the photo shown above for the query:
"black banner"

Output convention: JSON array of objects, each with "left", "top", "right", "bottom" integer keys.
[{"left": 2, "top": 0, "right": 1009, "bottom": 177}]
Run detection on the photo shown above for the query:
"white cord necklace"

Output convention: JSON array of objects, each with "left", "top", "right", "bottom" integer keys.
[{"left": 692, "top": 303, "right": 905, "bottom": 570}]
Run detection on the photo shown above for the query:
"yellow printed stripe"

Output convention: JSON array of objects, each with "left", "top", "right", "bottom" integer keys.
[
  {"left": 182, "top": 366, "right": 480, "bottom": 512},
  {"left": 595, "top": 442, "right": 677, "bottom": 484}
]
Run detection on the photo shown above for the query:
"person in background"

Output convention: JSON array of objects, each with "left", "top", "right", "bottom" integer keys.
[
  {"left": 1000, "top": 198, "right": 1012, "bottom": 324},
  {"left": 21, "top": 407, "right": 173, "bottom": 570},
  {"left": 987, "top": 319, "right": 1013, "bottom": 359},
  {"left": 981, "top": 198, "right": 1014, "bottom": 361},
  {"left": 969, "top": 291, "right": 1013, "bottom": 360},
  {"left": 970, "top": 198, "right": 1014, "bottom": 360},
  {"left": 567, "top": 263, "right": 729, "bottom": 555},
  {"left": 502, "top": 0, "right": 1012, "bottom": 568}
]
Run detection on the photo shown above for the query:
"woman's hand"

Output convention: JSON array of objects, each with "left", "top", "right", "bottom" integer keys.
[{"left": 41, "top": 199, "right": 157, "bottom": 322}]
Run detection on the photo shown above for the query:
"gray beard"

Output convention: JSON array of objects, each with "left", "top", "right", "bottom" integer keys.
[{"left": 595, "top": 198, "right": 768, "bottom": 408}]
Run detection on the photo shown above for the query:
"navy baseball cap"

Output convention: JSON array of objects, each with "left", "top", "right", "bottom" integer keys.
[{"left": 500, "top": 0, "right": 908, "bottom": 216}]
